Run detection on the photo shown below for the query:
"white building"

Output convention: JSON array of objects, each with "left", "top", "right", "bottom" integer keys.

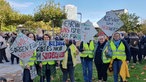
[
  {"left": 64, "top": 4, "right": 77, "bottom": 20},
  {"left": 106, "top": 9, "right": 128, "bottom": 15}
]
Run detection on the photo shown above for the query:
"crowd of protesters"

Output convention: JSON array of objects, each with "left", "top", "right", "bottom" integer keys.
[{"left": 1, "top": 30, "right": 146, "bottom": 82}]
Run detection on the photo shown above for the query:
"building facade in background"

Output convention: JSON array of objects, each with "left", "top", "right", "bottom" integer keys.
[
  {"left": 64, "top": 4, "right": 77, "bottom": 20},
  {"left": 106, "top": 9, "right": 128, "bottom": 15}
]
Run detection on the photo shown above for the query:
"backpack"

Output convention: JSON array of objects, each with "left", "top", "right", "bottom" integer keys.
[{"left": 129, "top": 36, "right": 139, "bottom": 47}]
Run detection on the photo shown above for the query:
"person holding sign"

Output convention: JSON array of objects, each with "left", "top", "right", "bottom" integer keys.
[
  {"left": 20, "top": 33, "right": 37, "bottom": 82},
  {"left": 108, "top": 32, "right": 131, "bottom": 82},
  {"left": 79, "top": 40, "right": 95, "bottom": 82},
  {"left": 60, "top": 39, "right": 79, "bottom": 82},
  {"left": 0, "top": 33, "right": 9, "bottom": 63},
  {"left": 94, "top": 35, "right": 110, "bottom": 82},
  {"left": 38, "top": 34, "right": 56, "bottom": 82}
]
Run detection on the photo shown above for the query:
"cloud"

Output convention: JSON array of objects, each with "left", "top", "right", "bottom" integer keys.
[{"left": 7, "top": 0, "right": 33, "bottom": 8}]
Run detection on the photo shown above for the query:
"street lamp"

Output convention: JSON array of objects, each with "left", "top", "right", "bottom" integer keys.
[{"left": 77, "top": 12, "right": 82, "bottom": 23}]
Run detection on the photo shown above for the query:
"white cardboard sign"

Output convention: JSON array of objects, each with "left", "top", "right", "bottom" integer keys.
[
  {"left": 97, "top": 11, "right": 124, "bottom": 36},
  {"left": 81, "top": 20, "right": 98, "bottom": 43},
  {"left": 61, "top": 19, "right": 81, "bottom": 40}
]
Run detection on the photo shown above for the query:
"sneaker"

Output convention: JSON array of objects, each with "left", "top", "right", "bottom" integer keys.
[{"left": 6, "top": 60, "right": 9, "bottom": 62}]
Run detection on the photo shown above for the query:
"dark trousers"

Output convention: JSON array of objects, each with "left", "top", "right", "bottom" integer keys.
[
  {"left": 61, "top": 64, "right": 75, "bottom": 82},
  {"left": 0, "top": 48, "right": 9, "bottom": 62},
  {"left": 131, "top": 48, "right": 142, "bottom": 63},
  {"left": 0, "top": 49, "right": 3, "bottom": 63},
  {"left": 40, "top": 64, "right": 51, "bottom": 82},
  {"left": 23, "top": 69, "right": 33, "bottom": 82},
  {"left": 11, "top": 54, "right": 19, "bottom": 64},
  {"left": 94, "top": 62, "right": 109, "bottom": 81}
]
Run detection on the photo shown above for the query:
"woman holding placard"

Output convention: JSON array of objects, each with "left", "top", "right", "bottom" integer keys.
[
  {"left": 20, "top": 33, "right": 37, "bottom": 82},
  {"left": 38, "top": 34, "right": 56, "bottom": 82}
]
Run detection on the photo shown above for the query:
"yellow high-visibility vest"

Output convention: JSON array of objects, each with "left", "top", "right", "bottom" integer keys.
[
  {"left": 42, "top": 60, "right": 55, "bottom": 65},
  {"left": 80, "top": 41, "right": 94, "bottom": 58},
  {"left": 110, "top": 41, "right": 126, "bottom": 61},
  {"left": 62, "top": 44, "right": 77, "bottom": 69},
  {"left": 102, "top": 46, "right": 111, "bottom": 63}
]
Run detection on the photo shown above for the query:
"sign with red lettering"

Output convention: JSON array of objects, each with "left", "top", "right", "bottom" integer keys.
[
  {"left": 97, "top": 11, "right": 124, "bottom": 36},
  {"left": 10, "top": 32, "right": 38, "bottom": 63},
  {"left": 36, "top": 40, "right": 66, "bottom": 61},
  {"left": 61, "top": 19, "right": 81, "bottom": 40}
]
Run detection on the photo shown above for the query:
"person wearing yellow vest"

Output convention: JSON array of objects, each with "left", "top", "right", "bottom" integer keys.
[
  {"left": 60, "top": 39, "right": 79, "bottom": 82},
  {"left": 20, "top": 33, "right": 37, "bottom": 82},
  {"left": 94, "top": 35, "right": 110, "bottom": 82},
  {"left": 79, "top": 40, "right": 95, "bottom": 82},
  {"left": 108, "top": 32, "right": 131, "bottom": 82},
  {"left": 38, "top": 34, "right": 56, "bottom": 82}
]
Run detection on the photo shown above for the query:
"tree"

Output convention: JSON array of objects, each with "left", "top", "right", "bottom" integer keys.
[
  {"left": 34, "top": 0, "right": 66, "bottom": 27},
  {"left": 119, "top": 13, "right": 141, "bottom": 33},
  {"left": 0, "top": 0, "right": 13, "bottom": 30},
  {"left": 141, "top": 20, "right": 146, "bottom": 34}
]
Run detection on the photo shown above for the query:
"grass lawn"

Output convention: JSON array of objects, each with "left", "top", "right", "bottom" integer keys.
[{"left": 34, "top": 60, "right": 146, "bottom": 82}]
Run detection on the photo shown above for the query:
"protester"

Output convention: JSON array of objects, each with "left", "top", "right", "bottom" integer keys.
[
  {"left": 109, "top": 32, "right": 131, "bottom": 82},
  {"left": 129, "top": 32, "right": 141, "bottom": 64},
  {"left": 60, "top": 39, "right": 79, "bottom": 82},
  {"left": 20, "top": 32, "right": 37, "bottom": 82},
  {"left": 94, "top": 35, "right": 110, "bottom": 82},
  {"left": 38, "top": 34, "right": 56, "bottom": 82},
  {"left": 139, "top": 32, "right": 146, "bottom": 59},
  {"left": 79, "top": 40, "right": 95, "bottom": 82},
  {"left": 8, "top": 32, "right": 19, "bottom": 64},
  {"left": 0, "top": 32, "right": 9, "bottom": 63}
]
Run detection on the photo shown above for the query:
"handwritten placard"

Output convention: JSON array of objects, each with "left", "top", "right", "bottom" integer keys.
[
  {"left": 97, "top": 11, "right": 124, "bottom": 36},
  {"left": 36, "top": 40, "right": 66, "bottom": 61},
  {"left": 61, "top": 19, "right": 81, "bottom": 40},
  {"left": 10, "top": 32, "right": 38, "bottom": 63}
]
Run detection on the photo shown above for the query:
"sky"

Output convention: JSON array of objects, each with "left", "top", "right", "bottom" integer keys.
[{"left": 6, "top": 0, "right": 146, "bottom": 23}]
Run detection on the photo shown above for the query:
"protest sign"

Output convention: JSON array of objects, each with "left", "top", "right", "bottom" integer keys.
[
  {"left": 81, "top": 20, "right": 98, "bottom": 43},
  {"left": 30, "top": 66, "right": 37, "bottom": 79},
  {"left": 10, "top": 32, "right": 38, "bottom": 63},
  {"left": 36, "top": 40, "right": 66, "bottom": 61},
  {"left": 61, "top": 19, "right": 81, "bottom": 40},
  {"left": 97, "top": 11, "right": 124, "bottom": 36}
]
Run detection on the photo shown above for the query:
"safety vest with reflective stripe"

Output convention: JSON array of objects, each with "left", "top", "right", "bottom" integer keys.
[
  {"left": 102, "top": 45, "right": 111, "bottom": 63},
  {"left": 80, "top": 41, "right": 94, "bottom": 58},
  {"left": 42, "top": 60, "right": 55, "bottom": 65},
  {"left": 62, "top": 44, "right": 77, "bottom": 69},
  {"left": 110, "top": 41, "right": 126, "bottom": 61}
]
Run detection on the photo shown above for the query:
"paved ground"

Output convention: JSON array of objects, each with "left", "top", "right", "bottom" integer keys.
[
  {"left": 0, "top": 47, "right": 23, "bottom": 82},
  {"left": 0, "top": 45, "right": 81, "bottom": 82}
]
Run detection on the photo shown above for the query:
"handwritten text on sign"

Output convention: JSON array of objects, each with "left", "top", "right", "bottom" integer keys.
[
  {"left": 61, "top": 20, "right": 81, "bottom": 40},
  {"left": 10, "top": 32, "right": 38, "bottom": 62},
  {"left": 97, "top": 11, "right": 124, "bottom": 36},
  {"left": 36, "top": 40, "right": 66, "bottom": 61}
]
